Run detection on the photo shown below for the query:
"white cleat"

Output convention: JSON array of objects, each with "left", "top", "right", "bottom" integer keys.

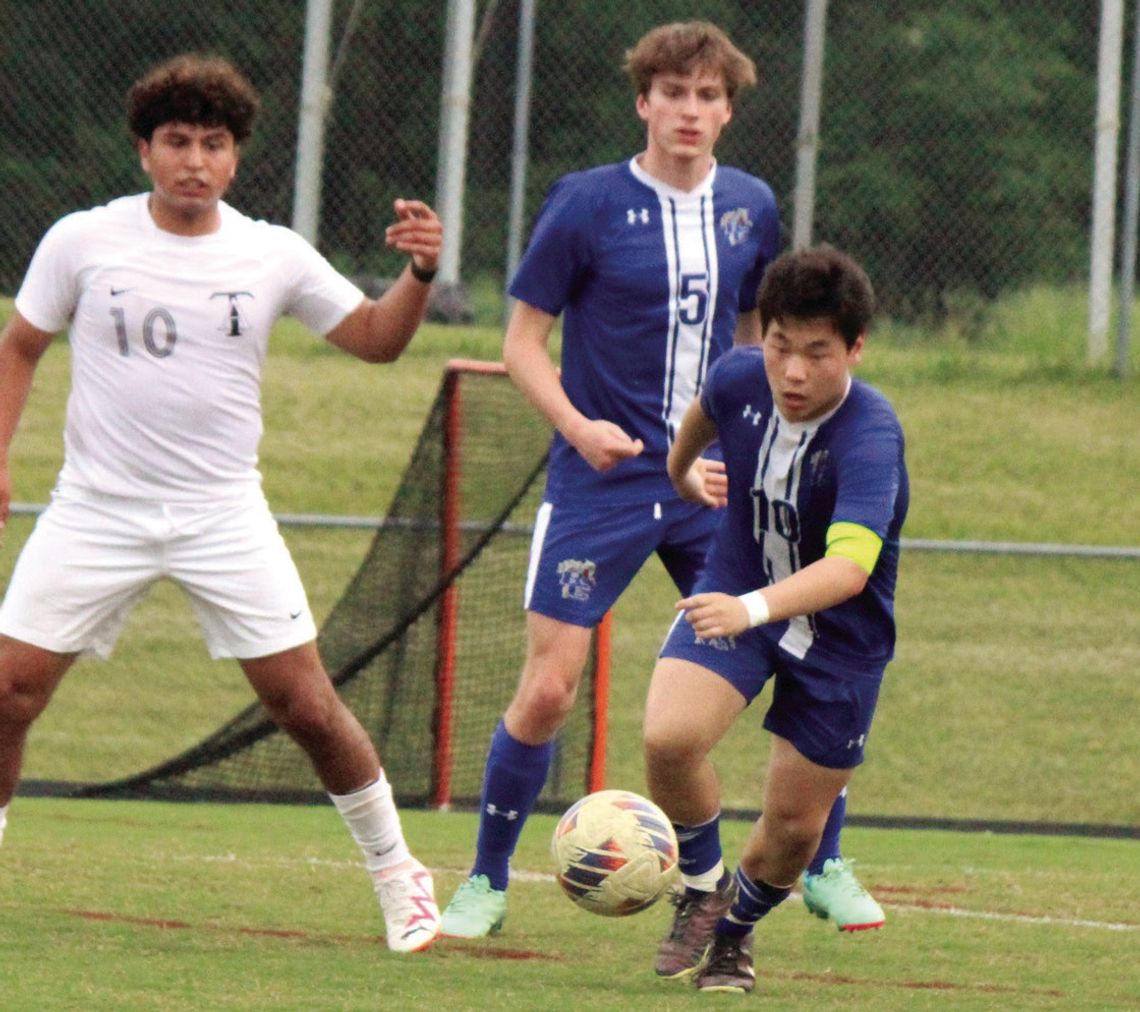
[{"left": 373, "top": 858, "right": 442, "bottom": 953}]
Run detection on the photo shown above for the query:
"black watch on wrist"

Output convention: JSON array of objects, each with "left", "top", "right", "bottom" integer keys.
[{"left": 410, "top": 261, "right": 437, "bottom": 284}]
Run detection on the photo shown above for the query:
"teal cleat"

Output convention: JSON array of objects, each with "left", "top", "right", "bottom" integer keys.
[
  {"left": 440, "top": 874, "right": 508, "bottom": 938},
  {"left": 802, "top": 858, "right": 885, "bottom": 932}
]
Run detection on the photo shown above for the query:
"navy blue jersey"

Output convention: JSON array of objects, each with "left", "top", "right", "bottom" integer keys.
[
  {"left": 510, "top": 158, "right": 780, "bottom": 505},
  {"left": 698, "top": 346, "right": 908, "bottom": 671}
]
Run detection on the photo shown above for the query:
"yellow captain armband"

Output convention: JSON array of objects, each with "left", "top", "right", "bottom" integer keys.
[{"left": 825, "top": 521, "right": 883, "bottom": 575}]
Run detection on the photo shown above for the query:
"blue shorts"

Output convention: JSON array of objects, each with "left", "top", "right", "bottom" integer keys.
[
  {"left": 659, "top": 613, "right": 885, "bottom": 769},
  {"left": 523, "top": 498, "right": 719, "bottom": 627}
]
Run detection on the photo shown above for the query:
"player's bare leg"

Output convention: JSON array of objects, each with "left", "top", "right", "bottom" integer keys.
[
  {"left": 504, "top": 612, "right": 593, "bottom": 743},
  {"left": 643, "top": 658, "right": 747, "bottom": 979},
  {"left": 740, "top": 735, "right": 853, "bottom": 888},
  {"left": 240, "top": 642, "right": 440, "bottom": 952},
  {"left": 442, "top": 613, "right": 592, "bottom": 937},
  {"left": 0, "top": 636, "right": 77, "bottom": 829}
]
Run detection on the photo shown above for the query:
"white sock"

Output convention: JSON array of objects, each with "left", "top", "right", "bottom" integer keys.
[
  {"left": 329, "top": 771, "right": 411, "bottom": 875},
  {"left": 0, "top": 804, "right": 7, "bottom": 847},
  {"left": 682, "top": 858, "right": 726, "bottom": 893}
]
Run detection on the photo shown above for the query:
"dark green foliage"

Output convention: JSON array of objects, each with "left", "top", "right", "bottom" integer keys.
[{"left": 0, "top": 1, "right": 1106, "bottom": 323}]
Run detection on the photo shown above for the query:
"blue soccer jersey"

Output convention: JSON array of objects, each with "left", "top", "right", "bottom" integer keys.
[
  {"left": 510, "top": 158, "right": 780, "bottom": 506},
  {"left": 698, "top": 346, "right": 909, "bottom": 671}
]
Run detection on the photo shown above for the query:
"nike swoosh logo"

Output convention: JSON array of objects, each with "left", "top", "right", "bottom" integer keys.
[
  {"left": 110, "top": 287, "right": 132, "bottom": 296},
  {"left": 289, "top": 610, "right": 303, "bottom": 620}
]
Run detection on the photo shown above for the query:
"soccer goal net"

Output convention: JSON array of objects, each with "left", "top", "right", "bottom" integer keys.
[{"left": 82, "top": 360, "right": 611, "bottom": 810}]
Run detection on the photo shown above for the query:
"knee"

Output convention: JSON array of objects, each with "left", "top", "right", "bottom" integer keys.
[
  {"left": 267, "top": 687, "right": 340, "bottom": 746},
  {"left": 511, "top": 670, "right": 579, "bottom": 732},
  {"left": 0, "top": 650, "right": 66, "bottom": 728},
  {"left": 643, "top": 726, "right": 699, "bottom": 777},
  {"left": 759, "top": 799, "right": 826, "bottom": 864}
]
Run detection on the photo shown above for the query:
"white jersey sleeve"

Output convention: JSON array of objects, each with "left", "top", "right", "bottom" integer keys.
[{"left": 14, "top": 211, "right": 90, "bottom": 333}]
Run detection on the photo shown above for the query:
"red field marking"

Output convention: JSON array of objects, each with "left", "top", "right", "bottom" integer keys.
[
  {"left": 871, "top": 883, "right": 969, "bottom": 897},
  {"left": 439, "top": 943, "right": 560, "bottom": 961},
  {"left": 62, "top": 908, "right": 377, "bottom": 945},
  {"left": 67, "top": 909, "right": 192, "bottom": 931},
  {"left": 776, "top": 969, "right": 1064, "bottom": 997},
  {"left": 58, "top": 907, "right": 558, "bottom": 959}
]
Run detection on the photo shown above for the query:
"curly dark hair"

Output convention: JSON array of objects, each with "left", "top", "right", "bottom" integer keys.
[
  {"left": 623, "top": 21, "right": 757, "bottom": 100},
  {"left": 127, "top": 54, "right": 259, "bottom": 143},
  {"left": 758, "top": 246, "right": 877, "bottom": 349}
]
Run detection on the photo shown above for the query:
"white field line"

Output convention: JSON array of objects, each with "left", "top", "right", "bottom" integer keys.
[{"left": 174, "top": 853, "right": 1137, "bottom": 933}]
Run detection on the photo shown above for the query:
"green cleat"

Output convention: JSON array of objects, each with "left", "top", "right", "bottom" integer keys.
[
  {"left": 802, "top": 858, "right": 885, "bottom": 932},
  {"left": 440, "top": 874, "right": 508, "bottom": 938}
]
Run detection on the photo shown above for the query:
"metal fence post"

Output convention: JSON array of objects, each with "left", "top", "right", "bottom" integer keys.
[
  {"left": 292, "top": 0, "right": 334, "bottom": 245},
  {"left": 436, "top": 0, "right": 476, "bottom": 286}
]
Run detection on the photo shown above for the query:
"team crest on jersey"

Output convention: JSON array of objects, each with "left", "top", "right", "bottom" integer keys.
[
  {"left": 211, "top": 290, "right": 254, "bottom": 337},
  {"left": 557, "top": 559, "right": 597, "bottom": 601},
  {"left": 719, "top": 208, "right": 754, "bottom": 246},
  {"left": 810, "top": 449, "right": 832, "bottom": 485}
]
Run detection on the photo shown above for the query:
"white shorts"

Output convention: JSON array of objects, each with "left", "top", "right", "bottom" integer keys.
[{"left": 0, "top": 486, "right": 318, "bottom": 660}]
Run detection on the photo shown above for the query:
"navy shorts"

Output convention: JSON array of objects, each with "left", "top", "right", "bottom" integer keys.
[
  {"left": 659, "top": 612, "right": 885, "bottom": 769},
  {"left": 523, "top": 498, "right": 719, "bottom": 627}
]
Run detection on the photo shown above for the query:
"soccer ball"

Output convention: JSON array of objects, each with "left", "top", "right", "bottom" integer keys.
[{"left": 551, "top": 789, "right": 679, "bottom": 917}]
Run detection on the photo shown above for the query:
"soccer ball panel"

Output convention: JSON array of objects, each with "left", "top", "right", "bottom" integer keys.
[{"left": 551, "top": 789, "right": 679, "bottom": 917}]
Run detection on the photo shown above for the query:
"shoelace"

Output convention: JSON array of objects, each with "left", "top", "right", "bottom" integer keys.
[
  {"left": 667, "top": 891, "right": 699, "bottom": 938},
  {"left": 705, "top": 935, "right": 744, "bottom": 974},
  {"left": 449, "top": 879, "right": 483, "bottom": 912},
  {"left": 826, "top": 860, "right": 871, "bottom": 897}
]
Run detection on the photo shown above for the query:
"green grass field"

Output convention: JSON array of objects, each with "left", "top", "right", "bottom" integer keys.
[
  {"left": 2, "top": 800, "right": 1137, "bottom": 1011},
  {"left": 1, "top": 291, "right": 1138, "bottom": 1008}
]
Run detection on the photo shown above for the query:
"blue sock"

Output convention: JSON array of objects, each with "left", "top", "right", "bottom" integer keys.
[
  {"left": 718, "top": 868, "right": 792, "bottom": 938},
  {"left": 471, "top": 721, "right": 553, "bottom": 891},
  {"left": 674, "top": 813, "right": 723, "bottom": 889},
  {"left": 807, "top": 787, "right": 846, "bottom": 875}
]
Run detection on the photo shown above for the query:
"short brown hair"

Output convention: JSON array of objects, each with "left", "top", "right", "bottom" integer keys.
[
  {"left": 127, "top": 54, "right": 259, "bottom": 143},
  {"left": 758, "top": 246, "right": 877, "bottom": 348},
  {"left": 623, "top": 21, "right": 757, "bottom": 100}
]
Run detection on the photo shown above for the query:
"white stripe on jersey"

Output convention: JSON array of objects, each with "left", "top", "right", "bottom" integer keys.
[
  {"left": 751, "top": 414, "right": 821, "bottom": 659},
  {"left": 659, "top": 190, "right": 718, "bottom": 445}
]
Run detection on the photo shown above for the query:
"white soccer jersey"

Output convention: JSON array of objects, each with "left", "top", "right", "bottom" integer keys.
[{"left": 15, "top": 194, "right": 363, "bottom": 502}]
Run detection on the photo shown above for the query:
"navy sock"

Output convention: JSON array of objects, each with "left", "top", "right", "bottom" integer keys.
[
  {"left": 673, "top": 812, "right": 723, "bottom": 888},
  {"left": 808, "top": 787, "right": 847, "bottom": 875},
  {"left": 719, "top": 868, "right": 792, "bottom": 938},
  {"left": 471, "top": 721, "right": 553, "bottom": 891}
]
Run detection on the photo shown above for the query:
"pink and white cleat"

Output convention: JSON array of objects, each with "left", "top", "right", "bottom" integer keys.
[{"left": 373, "top": 857, "right": 442, "bottom": 953}]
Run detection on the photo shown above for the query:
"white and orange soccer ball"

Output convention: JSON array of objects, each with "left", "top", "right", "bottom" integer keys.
[{"left": 551, "top": 789, "right": 679, "bottom": 917}]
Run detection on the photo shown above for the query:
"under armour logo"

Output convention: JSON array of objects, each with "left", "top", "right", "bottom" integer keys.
[
  {"left": 485, "top": 803, "right": 519, "bottom": 820},
  {"left": 742, "top": 404, "right": 764, "bottom": 426},
  {"left": 627, "top": 208, "right": 650, "bottom": 225}
]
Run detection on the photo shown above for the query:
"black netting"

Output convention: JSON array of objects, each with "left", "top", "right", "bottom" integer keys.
[{"left": 80, "top": 363, "right": 599, "bottom": 809}]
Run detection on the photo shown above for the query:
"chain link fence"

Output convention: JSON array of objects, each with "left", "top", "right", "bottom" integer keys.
[{"left": 0, "top": 0, "right": 1108, "bottom": 327}]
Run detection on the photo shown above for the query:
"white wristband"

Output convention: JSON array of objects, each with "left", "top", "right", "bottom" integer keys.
[{"left": 737, "top": 590, "right": 770, "bottom": 627}]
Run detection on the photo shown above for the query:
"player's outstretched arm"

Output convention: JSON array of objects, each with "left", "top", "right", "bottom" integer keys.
[
  {"left": 678, "top": 556, "right": 869, "bottom": 639},
  {"left": 504, "top": 300, "right": 643, "bottom": 472},
  {"left": 326, "top": 199, "right": 441, "bottom": 363},
  {"left": 0, "top": 313, "right": 55, "bottom": 531},
  {"left": 667, "top": 399, "right": 724, "bottom": 506}
]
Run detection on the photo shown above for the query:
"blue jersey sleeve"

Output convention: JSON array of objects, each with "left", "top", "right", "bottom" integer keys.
[
  {"left": 832, "top": 390, "right": 906, "bottom": 540},
  {"left": 737, "top": 197, "right": 782, "bottom": 313},
  {"left": 508, "top": 173, "right": 596, "bottom": 316},
  {"left": 699, "top": 345, "right": 766, "bottom": 422}
]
